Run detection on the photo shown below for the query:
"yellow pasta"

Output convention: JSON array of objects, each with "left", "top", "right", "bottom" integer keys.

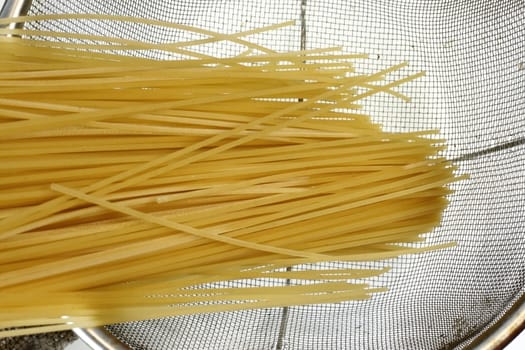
[{"left": 0, "top": 15, "right": 465, "bottom": 337}]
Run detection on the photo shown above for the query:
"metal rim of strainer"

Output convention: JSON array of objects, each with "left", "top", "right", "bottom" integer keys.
[{"left": 1, "top": 0, "right": 523, "bottom": 349}]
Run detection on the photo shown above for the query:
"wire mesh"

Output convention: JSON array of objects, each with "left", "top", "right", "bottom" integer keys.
[{"left": 11, "top": 0, "right": 525, "bottom": 349}]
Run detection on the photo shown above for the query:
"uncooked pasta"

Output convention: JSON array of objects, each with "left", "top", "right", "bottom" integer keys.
[{"left": 0, "top": 14, "right": 465, "bottom": 337}]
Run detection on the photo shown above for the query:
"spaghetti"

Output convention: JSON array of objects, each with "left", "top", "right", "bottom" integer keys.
[{"left": 0, "top": 15, "right": 464, "bottom": 337}]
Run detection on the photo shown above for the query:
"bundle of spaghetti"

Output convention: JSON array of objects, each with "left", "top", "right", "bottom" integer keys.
[{"left": 0, "top": 15, "right": 465, "bottom": 337}]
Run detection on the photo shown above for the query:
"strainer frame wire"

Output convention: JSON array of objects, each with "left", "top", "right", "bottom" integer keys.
[
  {"left": 0, "top": 0, "right": 523, "bottom": 349},
  {"left": 466, "top": 294, "right": 525, "bottom": 349}
]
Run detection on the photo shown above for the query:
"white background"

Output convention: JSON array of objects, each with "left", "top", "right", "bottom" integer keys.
[{"left": 507, "top": 332, "right": 525, "bottom": 350}]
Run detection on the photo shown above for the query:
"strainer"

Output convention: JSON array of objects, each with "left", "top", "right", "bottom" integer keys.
[{"left": 1, "top": 0, "right": 524, "bottom": 349}]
